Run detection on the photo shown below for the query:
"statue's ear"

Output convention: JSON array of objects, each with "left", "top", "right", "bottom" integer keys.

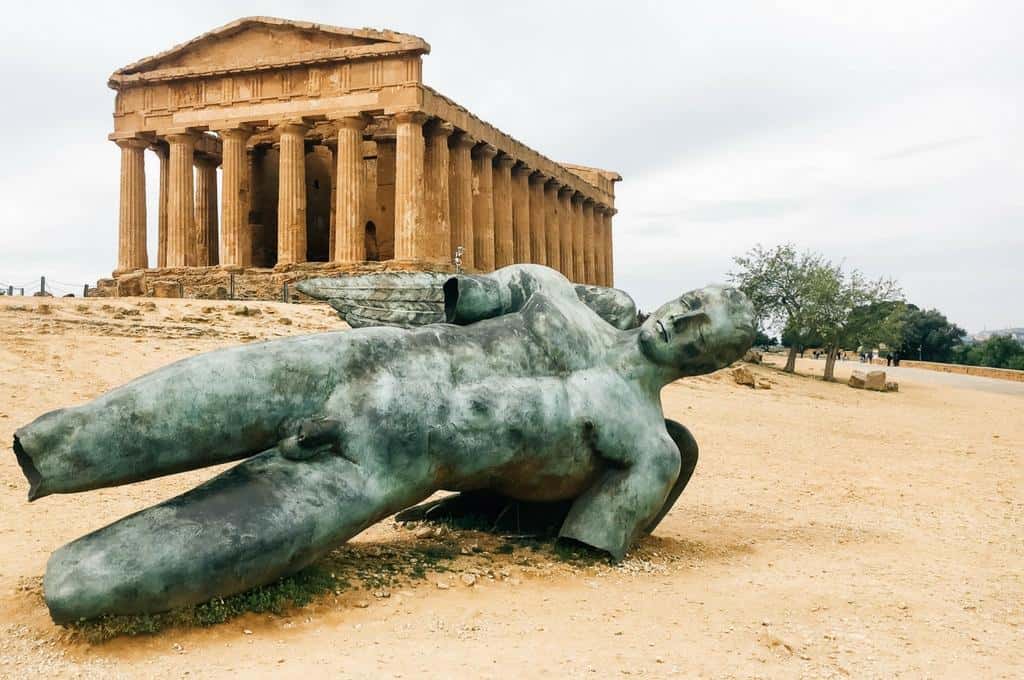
[{"left": 643, "top": 419, "right": 699, "bottom": 533}]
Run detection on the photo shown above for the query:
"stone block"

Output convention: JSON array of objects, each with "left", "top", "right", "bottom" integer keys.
[
  {"left": 152, "top": 281, "right": 182, "bottom": 298},
  {"left": 116, "top": 273, "right": 145, "bottom": 297},
  {"left": 732, "top": 366, "right": 755, "bottom": 387},
  {"left": 743, "top": 348, "right": 763, "bottom": 364},
  {"left": 849, "top": 370, "right": 887, "bottom": 391}
]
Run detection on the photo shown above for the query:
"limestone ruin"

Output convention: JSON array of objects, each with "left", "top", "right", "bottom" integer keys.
[{"left": 100, "top": 16, "right": 621, "bottom": 298}]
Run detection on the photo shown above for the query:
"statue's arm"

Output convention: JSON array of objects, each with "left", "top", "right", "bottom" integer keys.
[
  {"left": 443, "top": 265, "right": 578, "bottom": 324},
  {"left": 557, "top": 430, "right": 681, "bottom": 560}
]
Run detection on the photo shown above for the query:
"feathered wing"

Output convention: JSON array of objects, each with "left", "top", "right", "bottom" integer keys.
[
  {"left": 296, "top": 272, "right": 449, "bottom": 328},
  {"left": 297, "top": 268, "right": 641, "bottom": 330}
]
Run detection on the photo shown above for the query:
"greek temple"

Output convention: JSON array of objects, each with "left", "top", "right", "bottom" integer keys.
[{"left": 106, "top": 16, "right": 620, "bottom": 297}]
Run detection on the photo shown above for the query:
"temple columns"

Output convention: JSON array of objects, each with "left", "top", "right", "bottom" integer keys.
[
  {"left": 393, "top": 111, "right": 427, "bottom": 260},
  {"left": 276, "top": 121, "right": 310, "bottom": 266},
  {"left": 593, "top": 206, "right": 607, "bottom": 286},
  {"left": 115, "top": 138, "right": 148, "bottom": 272},
  {"left": 582, "top": 199, "right": 596, "bottom": 285},
  {"left": 558, "top": 186, "right": 574, "bottom": 279},
  {"left": 193, "top": 156, "right": 219, "bottom": 266},
  {"left": 218, "top": 128, "right": 251, "bottom": 267},
  {"left": 472, "top": 143, "right": 497, "bottom": 271},
  {"left": 153, "top": 143, "right": 169, "bottom": 268},
  {"left": 604, "top": 209, "right": 615, "bottom": 286},
  {"left": 528, "top": 173, "right": 547, "bottom": 266},
  {"left": 511, "top": 164, "right": 531, "bottom": 263},
  {"left": 423, "top": 121, "right": 453, "bottom": 262},
  {"left": 571, "top": 194, "right": 584, "bottom": 283},
  {"left": 448, "top": 133, "right": 475, "bottom": 269},
  {"left": 166, "top": 132, "right": 197, "bottom": 267},
  {"left": 544, "top": 180, "right": 561, "bottom": 271},
  {"left": 493, "top": 155, "right": 515, "bottom": 268},
  {"left": 333, "top": 115, "right": 368, "bottom": 262}
]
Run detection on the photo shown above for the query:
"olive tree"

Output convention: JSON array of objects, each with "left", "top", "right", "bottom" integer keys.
[{"left": 729, "top": 244, "right": 825, "bottom": 372}]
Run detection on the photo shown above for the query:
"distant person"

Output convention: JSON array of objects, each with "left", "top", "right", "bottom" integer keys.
[{"left": 886, "top": 352, "right": 893, "bottom": 366}]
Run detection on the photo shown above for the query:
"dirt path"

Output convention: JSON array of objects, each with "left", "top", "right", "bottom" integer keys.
[{"left": 1, "top": 297, "right": 1021, "bottom": 678}]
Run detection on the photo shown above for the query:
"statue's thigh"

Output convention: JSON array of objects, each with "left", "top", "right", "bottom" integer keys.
[{"left": 45, "top": 450, "right": 378, "bottom": 622}]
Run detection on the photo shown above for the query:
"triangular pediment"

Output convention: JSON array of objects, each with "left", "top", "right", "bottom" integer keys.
[{"left": 113, "top": 16, "right": 428, "bottom": 81}]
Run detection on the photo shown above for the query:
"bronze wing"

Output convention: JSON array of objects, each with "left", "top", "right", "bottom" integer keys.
[{"left": 297, "top": 269, "right": 640, "bottom": 330}]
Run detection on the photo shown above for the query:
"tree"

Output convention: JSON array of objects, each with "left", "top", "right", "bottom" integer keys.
[
  {"left": 953, "top": 335, "right": 1024, "bottom": 370},
  {"left": 729, "top": 244, "right": 825, "bottom": 372},
  {"left": 895, "top": 305, "right": 966, "bottom": 362},
  {"left": 804, "top": 263, "right": 903, "bottom": 381},
  {"left": 754, "top": 330, "right": 779, "bottom": 347}
]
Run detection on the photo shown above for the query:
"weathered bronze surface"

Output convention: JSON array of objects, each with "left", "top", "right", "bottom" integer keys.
[{"left": 13, "top": 265, "right": 754, "bottom": 623}]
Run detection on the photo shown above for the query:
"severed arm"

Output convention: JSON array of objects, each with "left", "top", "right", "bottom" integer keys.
[{"left": 558, "top": 431, "right": 682, "bottom": 560}]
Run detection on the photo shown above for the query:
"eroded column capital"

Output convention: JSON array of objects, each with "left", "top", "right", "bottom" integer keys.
[
  {"left": 473, "top": 143, "right": 498, "bottom": 160},
  {"left": 213, "top": 126, "right": 255, "bottom": 142},
  {"left": 113, "top": 137, "right": 149, "bottom": 150},
  {"left": 164, "top": 131, "right": 200, "bottom": 146},
  {"left": 449, "top": 131, "right": 476, "bottom": 149},
  {"left": 557, "top": 185, "right": 575, "bottom": 198},
  {"left": 424, "top": 120, "right": 455, "bottom": 137},
  {"left": 529, "top": 170, "right": 549, "bottom": 184},
  {"left": 333, "top": 114, "right": 371, "bottom": 132},
  {"left": 494, "top": 154, "right": 516, "bottom": 170},
  {"left": 393, "top": 110, "right": 429, "bottom": 126},
  {"left": 276, "top": 120, "right": 312, "bottom": 136},
  {"left": 512, "top": 163, "right": 533, "bottom": 177}
]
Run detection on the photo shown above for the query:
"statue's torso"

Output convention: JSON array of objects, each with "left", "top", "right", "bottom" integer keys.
[{"left": 324, "top": 293, "right": 665, "bottom": 501}]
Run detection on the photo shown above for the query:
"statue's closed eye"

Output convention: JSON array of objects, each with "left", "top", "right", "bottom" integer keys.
[{"left": 671, "top": 311, "right": 710, "bottom": 335}]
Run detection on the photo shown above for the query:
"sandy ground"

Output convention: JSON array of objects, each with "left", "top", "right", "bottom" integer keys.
[{"left": 0, "top": 296, "right": 1020, "bottom": 679}]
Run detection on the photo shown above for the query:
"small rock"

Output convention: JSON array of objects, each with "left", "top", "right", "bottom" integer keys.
[
  {"left": 278, "top": 317, "right": 293, "bottom": 325},
  {"left": 731, "top": 366, "right": 755, "bottom": 387},
  {"left": 436, "top": 581, "right": 450, "bottom": 590},
  {"left": 743, "top": 348, "right": 763, "bottom": 364},
  {"left": 414, "top": 526, "right": 434, "bottom": 539},
  {"left": 243, "top": 629, "right": 253, "bottom": 635},
  {"left": 354, "top": 601, "right": 370, "bottom": 608},
  {"left": 755, "top": 379, "right": 771, "bottom": 390},
  {"left": 461, "top": 573, "right": 477, "bottom": 587}
]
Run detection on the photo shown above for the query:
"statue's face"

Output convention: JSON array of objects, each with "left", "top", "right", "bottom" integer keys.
[{"left": 639, "top": 286, "right": 756, "bottom": 374}]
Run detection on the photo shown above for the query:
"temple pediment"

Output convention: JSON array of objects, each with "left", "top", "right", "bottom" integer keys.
[{"left": 110, "top": 16, "right": 429, "bottom": 87}]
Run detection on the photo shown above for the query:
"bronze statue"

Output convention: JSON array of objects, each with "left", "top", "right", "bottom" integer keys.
[{"left": 13, "top": 265, "right": 755, "bottom": 623}]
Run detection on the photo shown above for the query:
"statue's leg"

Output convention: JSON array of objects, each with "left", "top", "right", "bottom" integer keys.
[
  {"left": 43, "top": 448, "right": 430, "bottom": 624},
  {"left": 644, "top": 419, "right": 699, "bottom": 533},
  {"left": 13, "top": 334, "right": 348, "bottom": 500}
]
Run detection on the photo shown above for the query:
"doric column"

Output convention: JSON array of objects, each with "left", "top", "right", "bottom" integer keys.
[
  {"left": 276, "top": 121, "right": 310, "bottom": 266},
  {"left": 582, "top": 199, "right": 596, "bottom": 285},
  {"left": 528, "top": 172, "right": 547, "bottom": 266},
  {"left": 423, "top": 120, "right": 453, "bottom": 263},
  {"left": 593, "top": 206, "right": 607, "bottom": 286},
  {"left": 558, "top": 186, "right": 574, "bottom": 279},
  {"left": 448, "top": 132, "right": 475, "bottom": 269},
  {"left": 166, "top": 132, "right": 197, "bottom": 267},
  {"left": 218, "top": 127, "right": 251, "bottom": 267},
  {"left": 571, "top": 193, "right": 585, "bottom": 283},
  {"left": 333, "top": 115, "right": 368, "bottom": 262},
  {"left": 544, "top": 179, "right": 561, "bottom": 271},
  {"left": 605, "top": 209, "right": 616, "bottom": 287},
  {"left": 471, "top": 143, "right": 498, "bottom": 271},
  {"left": 511, "top": 164, "right": 531, "bottom": 263},
  {"left": 114, "top": 137, "right": 148, "bottom": 272},
  {"left": 193, "top": 155, "right": 219, "bottom": 266},
  {"left": 493, "top": 154, "right": 515, "bottom": 268},
  {"left": 393, "top": 111, "right": 428, "bottom": 260},
  {"left": 153, "top": 143, "right": 169, "bottom": 268}
]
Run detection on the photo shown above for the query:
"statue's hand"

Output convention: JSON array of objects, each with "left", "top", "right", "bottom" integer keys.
[{"left": 279, "top": 418, "right": 343, "bottom": 461}]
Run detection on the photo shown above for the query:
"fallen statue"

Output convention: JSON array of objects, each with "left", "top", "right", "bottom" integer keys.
[{"left": 13, "top": 264, "right": 754, "bottom": 623}]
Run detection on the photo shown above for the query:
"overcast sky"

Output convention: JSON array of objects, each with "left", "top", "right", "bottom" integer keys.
[{"left": 1, "top": 0, "right": 1020, "bottom": 331}]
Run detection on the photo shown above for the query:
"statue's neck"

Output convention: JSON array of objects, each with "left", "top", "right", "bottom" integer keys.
[{"left": 611, "top": 330, "right": 683, "bottom": 395}]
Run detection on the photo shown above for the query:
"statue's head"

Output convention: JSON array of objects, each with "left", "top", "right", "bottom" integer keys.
[{"left": 639, "top": 285, "right": 756, "bottom": 375}]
